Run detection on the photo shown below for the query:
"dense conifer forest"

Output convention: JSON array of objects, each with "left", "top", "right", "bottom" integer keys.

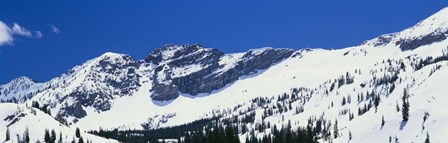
[{"left": 90, "top": 118, "right": 318, "bottom": 143}]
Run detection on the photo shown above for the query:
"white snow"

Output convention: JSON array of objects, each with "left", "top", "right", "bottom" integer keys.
[
  {"left": 213, "top": 52, "right": 245, "bottom": 75},
  {"left": 171, "top": 64, "right": 205, "bottom": 78},
  {"left": 0, "top": 103, "right": 118, "bottom": 143}
]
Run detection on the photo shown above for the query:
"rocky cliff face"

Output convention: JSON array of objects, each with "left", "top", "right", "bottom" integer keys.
[
  {"left": 60, "top": 53, "right": 142, "bottom": 118},
  {"left": 15, "top": 52, "right": 143, "bottom": 120},
  {"left": 144, "top": 44, "right": 295, "bottom": 101},
  {"left": 0, "top": 45, "right": 295, "bottom": 121},
  {"left": 397, "top": 30, "right": 447, "bottom": 51},
  {"left": 365, "top": 30, "right": 448, "bottom": 50}
]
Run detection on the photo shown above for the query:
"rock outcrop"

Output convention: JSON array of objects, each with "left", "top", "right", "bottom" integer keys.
[{"left": 145, "top": 44, "right": 294, "bottom": 101}]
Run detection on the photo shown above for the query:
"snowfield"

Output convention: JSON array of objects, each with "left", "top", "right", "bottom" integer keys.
[{"left": 0, "top": 103, "right": 118, "bottom": 143}]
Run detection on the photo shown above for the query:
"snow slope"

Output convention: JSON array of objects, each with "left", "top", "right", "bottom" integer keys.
[{"left": 0, "top": 103, "right": 118, "bottom": 143}]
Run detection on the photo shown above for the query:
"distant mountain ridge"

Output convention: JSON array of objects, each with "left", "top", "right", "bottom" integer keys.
[{"left": 0, "top": 43, "right": 296, "bottom": 120}]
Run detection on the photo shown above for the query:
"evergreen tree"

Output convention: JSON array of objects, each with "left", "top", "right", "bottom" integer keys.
[
  {"left": 5, "top": 128, "right": 10, "bottom": 141},
  {"left": 79, "top": 137, "right": 85, "bottom": 143},
  {"left": 374, "top": 95, "right": 380, "bottom": 112},
  {"left": 349, "top": 130, "right": 352, "bottom": 141},
  {"left": 333, "top": 119, "right": 339, "bottom": 138},
  {"left": 16, "top": 134, "right": 21, "bottom": 143},
  {"left": 117, "top": 132, "right": 126, "bottom": 141},
  {"left": 51, "top": 129, "right": 57, "bottom": 143},
  {"left": 24, "top": 127, "right": 30, "bottom": 143},
  {"left": 44, "top": 129, "right": 51, "bottom": 143},
  {"left": 225, "top": 125, "right": 240, "bottom": 143},
  {"left": 381, "top": 115, "right": 385, "bottom": 128},
  {"left": 402, "top": 89, "right": 410, "bottom": 121},
  {"left": 58, "top": 132, "right": 63, "bottom": 143},
  {"left": 76, "top": 127, "right": 81, "bottom": 138},
  {"left": 245, "top": 136, "right": 250, "bottom": 143},
  {"left": 425, "top": 132, "right": 430, "bottom": 143},
  {"left": 183, "top": 132, "right": 190, "bottom": 143}
]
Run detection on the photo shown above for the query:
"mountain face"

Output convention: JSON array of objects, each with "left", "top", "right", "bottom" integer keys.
[
  {"left": 2, "top": 7, "right": 448, "bottom": 143},
  {"left": 363, "top": 7, "right": 448, "bottom": 51},
  {"left": 59, "top": 53, "right": 141, "bottom": 118},
  {"left": 0, "top": 44, "right": 295, "bottom": 122},
  {"left": 146, "top": 44, "right": 294, "bottom": 101}
]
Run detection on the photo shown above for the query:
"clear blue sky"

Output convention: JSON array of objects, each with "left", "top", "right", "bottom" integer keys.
[{"left": 0, "top": 1, "right": 447, "bottom": 84}]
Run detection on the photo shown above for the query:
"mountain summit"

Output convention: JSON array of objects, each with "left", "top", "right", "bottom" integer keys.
[{"left": 364, "top": 7, "right": 448, "bottom": 50}]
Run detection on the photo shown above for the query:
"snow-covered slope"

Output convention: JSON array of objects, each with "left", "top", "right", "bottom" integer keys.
[
  {"left": 0, "top": 103, "right": 118, "bottom": 143},
  {"left": 2, "top": 6, "right": 448, "bottom": 143}
]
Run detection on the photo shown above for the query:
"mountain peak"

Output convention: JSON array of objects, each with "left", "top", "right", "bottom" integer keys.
[
  {"left": 0, "top": 76, "right": 41, "bottom": 103},
  {"left": 363, "top": 7, "right": 448, "bottom": 50},
  {"left": 246, "top": 47, "right": 274, "bottom": 55},
  {"left": 145, "top": 44, "right": 220, "bottom": 64},
  {"left": 6, "top": 76, "right": 37, "bottom": 85},
  {"left": 398, "top": 6, "right": 448, "bottom": 39},
  {"left": 98, "top": 52, "right": 128, "bottom": 59},
  {"left": 91, "top": 52, "right": 137, "bottom": 68}
]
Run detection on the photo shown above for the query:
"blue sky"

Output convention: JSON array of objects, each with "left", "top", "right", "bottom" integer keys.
[{"left": 0, "top": 1, "right": 447, "bottom": 84}]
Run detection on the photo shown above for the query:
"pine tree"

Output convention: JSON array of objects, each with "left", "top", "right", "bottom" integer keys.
[
  {"left": 5, "top": 128, "right": 10, "bottom": 141},
  {"left": 381, "top": 115, "right": 385, "bottom": 127},
  {"left": 183, "top": 132, "right": 190, "bottom": 143},
  {"left": 76, "top": 127, "right": 81, "bottom": 138},
  {"left": 333, "top": 119, "right": 339, "bottom": 138},
  {"left": 402, "top": 89, "right": 410, "bottom": 121},
  {"left": 51, "top": 129, "right": 57, "bottom": 143},
  {"left": 16, "top": 134, "right": 21, "bottom": 143},
  {"left": 225, "top": 125, "right": 239, "bottom": 143},
  {"left": 45, "top": 129, "right": 51, "bottom": 143},
  {"left": 58, "top": 132, "right": 63, "bottom": 143},
  {"left": 79, "top": 137, "right": 85, "bottom": 143},
  {"left": 374, "top": 95, "right": 380, "bottom": 112},
  {"left": 24, "top": 127, "right": 30, "bottom": 143},
  {"left": 425, "top": 132, "right": 430, "bottom": 143},
  {"left": 349, "top": 130, "right": 352, "bottom": 141}
]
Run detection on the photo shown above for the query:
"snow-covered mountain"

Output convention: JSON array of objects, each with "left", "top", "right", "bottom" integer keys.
[
  {"left": 2, "top": 6, "right": 448, "bottom": 143},
  {"left": 0, "top": 77, "right": 42, "bottom": 103},
  {"left": 0, "top": 103, "right": 118, "bottom": 142}
]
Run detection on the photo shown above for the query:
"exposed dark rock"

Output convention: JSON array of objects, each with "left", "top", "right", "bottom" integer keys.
[
  {"left": 56, "top": 53, "right": 141, "bottom": 117},
  {"left": 145, "top": 45, "right": 295, "bottom": 101},
  {"left": 238, "top": 48, "right": 294, "bottom": 75},
  {"left": 151, "top": 84, "right": 179, "bottom": 101},
  {"left": 374, "top": 35, "right": 394, "bottom": 47},
  {"left": 397, "top": 31, "right": 447, "bottom": 51},
  {"left": 61, "top": 102, "right": 87, "bottom": 119}
]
